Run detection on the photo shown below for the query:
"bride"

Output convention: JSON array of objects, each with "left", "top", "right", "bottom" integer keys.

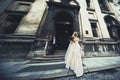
[{"left": 65, "top": 32, "right": 84, "bottom": 77}]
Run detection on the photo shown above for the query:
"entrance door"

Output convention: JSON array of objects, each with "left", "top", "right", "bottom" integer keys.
[
  {"left": 54, "top": 12, "right": 73, "bottom": 50},
  {"left": 55, "top": 23, "right": 73, "bottom": 50}
]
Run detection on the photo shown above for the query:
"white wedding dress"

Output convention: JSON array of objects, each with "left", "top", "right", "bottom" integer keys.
[{"left": 65, "top": 37, "right": 84, "bottom": 77}]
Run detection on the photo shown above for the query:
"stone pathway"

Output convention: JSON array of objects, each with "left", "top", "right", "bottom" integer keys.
[{"left": 0, "top": 56, "right": 120, "bottom": 80}]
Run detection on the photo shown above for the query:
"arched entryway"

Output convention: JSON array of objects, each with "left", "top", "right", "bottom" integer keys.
[
  {"left": 54, "top": 12, "right": 73, "bottom": 50},
  {"left": 104, "top": 15, "right": 120, "bottom": 40}
]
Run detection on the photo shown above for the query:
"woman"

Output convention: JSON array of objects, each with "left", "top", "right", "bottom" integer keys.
[{"left": 65, "top": 32, "right": 84, "bottom": 77}]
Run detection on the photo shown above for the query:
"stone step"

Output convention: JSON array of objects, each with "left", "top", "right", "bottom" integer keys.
[
  {"left": 16, "top": 62, "right": 65, "bottom": 73},
  {"left": 1, "top": 57, "right": 120, "bottom": 80},
  {"left": 31, "top": 59, "right": 64, "bottom": 63},
  {"left": 31, "top": 55, "right": 65, "bottom": 63},
  {"left": 55, "top": 50, "right": 66, "bottom": 53},
  {"left": 54, "top": 50, "right": 66, "bottom": 55},
  {"left": 32, "top": 57, "right": 64, "bottom": 61},
  {"left": 43, "top": 55, "right": 65, "bottom": 58},
  {"left": 29, "top": 54, "right": 65, "bottom": 63}
]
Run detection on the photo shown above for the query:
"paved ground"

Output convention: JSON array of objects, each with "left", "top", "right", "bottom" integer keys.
[
  {"left": 0, "top": 56, "right": 120, "bottom": 80},
  {"left": 55, "top": 68, "right": 120, "bottom": 80}
]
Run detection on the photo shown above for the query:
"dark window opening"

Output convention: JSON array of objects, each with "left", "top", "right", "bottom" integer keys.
[
  {"left": 119, "top": 1, "right": 120, "bottom": 4},
  {"left": 108, "top": 45, "right": 114, "bottom": 51},
  {"left": 98, "top": 0, "right": 109, "bottom": 11},
  {"left": 117, "top": 29, "right": 120, "bottom": 39},
  {"left": 107, "top": 27, "right": 118, "bottom": 40},
  {"left": 108, "top": 0, "right": 113, "bottom": 2},
  {"left": 0, "top": 14, "right": 23, "bottom": 34},
  {"left": 91, "top": 22, "right": 98, "bottom": 37},
  {"left": 7, "top": 1, "right": 32, "bottom": 14},
  {"left": 104, "top": 15, "right": 120, "bottom": 40},
  {"left": 93, "top": 44, "right": 99, "bottom": 52},
  {"left": 104, "top": 15, "right": 119, "bottom": 26},
  {"left": 86, "top": 0, "right": 91, "bottom": 7},
  {"left": 86, "top": 30, "right": 89, "bottom": 34}
]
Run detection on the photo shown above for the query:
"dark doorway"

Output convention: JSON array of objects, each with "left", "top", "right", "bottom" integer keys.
[
  {"left": 54, "top": 12, "right": 73, "bottom": 50},
  {"left": 117, "top": 29, "right": 120, "bottom": 39}
]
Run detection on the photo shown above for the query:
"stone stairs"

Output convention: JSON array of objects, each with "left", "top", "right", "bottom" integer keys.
[
  {"left": 31, "top": 50, "right": 66, "bottom": 63},
  {"left": 1, "top": 56, "right": 120, "bottom": 80},
  {"left": 54, "top": 50, "right": 66, "bottom": 55}
]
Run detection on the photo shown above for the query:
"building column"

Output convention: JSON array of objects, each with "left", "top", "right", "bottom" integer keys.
[
  {"left": 93, "top": 0, "right": 110, "bottom": 38},
  {"left": 15, "top": 0, "right": 47, "bottom": 35},
  {"left": 109, "top": 2, "right": 120, "bottom": 22},
  {"left": 78, "top": 0, "right": 93, "bottom": 38}
]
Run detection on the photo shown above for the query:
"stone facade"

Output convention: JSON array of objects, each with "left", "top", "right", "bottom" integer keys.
[
  {"left": 0, "top": 0, "right": 120, "bottom": 59},
  {"left": 82, "top": 0, "right": 120, "bottom": 56}
]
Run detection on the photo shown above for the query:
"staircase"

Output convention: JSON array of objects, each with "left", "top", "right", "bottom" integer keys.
[{"left": 31, "top": 50, "right": 66, "bottom": 63}]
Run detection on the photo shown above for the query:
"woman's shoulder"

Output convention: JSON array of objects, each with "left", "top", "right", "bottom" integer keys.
[{"left": 74, "top": 37, "right": 79, "bottom": 40}]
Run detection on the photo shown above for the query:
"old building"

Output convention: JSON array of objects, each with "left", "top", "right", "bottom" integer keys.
[{"left": 0, "top": 0, "right": 120, "bottom": 59}]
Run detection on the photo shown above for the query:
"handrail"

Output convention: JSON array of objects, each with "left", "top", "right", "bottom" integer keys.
[{"left": 43, "top": 40, "right": 49, "bottom": 52}]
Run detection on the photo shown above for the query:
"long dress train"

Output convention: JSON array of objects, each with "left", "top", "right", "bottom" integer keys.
[{"left": 65, "top": 37, "right": 84, "bottom": 77}]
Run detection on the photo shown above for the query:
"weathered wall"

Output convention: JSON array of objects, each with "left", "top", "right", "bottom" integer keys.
[{"left": 15, "top": 0, "right": 47, "bottom": 35}]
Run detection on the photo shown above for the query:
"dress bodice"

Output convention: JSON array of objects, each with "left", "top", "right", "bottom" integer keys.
[{"left": 74, "top": 37, "right": 79, "bottom": 43}]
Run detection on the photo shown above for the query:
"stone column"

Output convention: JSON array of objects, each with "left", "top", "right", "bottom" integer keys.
[
  {"left": 78, "top": 0, "right": 93, "bottom": 38},
  {"left": 15, "top": 0, "right": 47, "bottom": 35},
  {"left": 93, "top": 0, "right": 110, "bottom": 38}
]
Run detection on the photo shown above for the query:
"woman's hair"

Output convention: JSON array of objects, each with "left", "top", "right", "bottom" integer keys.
[
  {"left": 70, "top": 36, "right": 74, "bottom": 41},
  {"left": 72, "top": 32, "right": 78, "bottom": 37}
]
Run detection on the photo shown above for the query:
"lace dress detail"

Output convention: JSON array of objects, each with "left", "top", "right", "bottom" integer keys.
[{"left": 65, "top": 37, "right": 84, "bottom": 77}]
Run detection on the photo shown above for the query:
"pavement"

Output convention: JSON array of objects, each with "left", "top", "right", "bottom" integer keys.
[{"left": 0, "top": 56, "right": 120, "bottom": 80}]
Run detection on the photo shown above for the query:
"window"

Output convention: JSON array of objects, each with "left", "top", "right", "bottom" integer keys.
[
  {"left": 98, "top": 0, "right": 109, "bottom": 11},
  {"left": 119, "top": 1, "right": 120, "bottom": 4},
  {"left": 0, "top": 14, "right": 23, "bottom": 34},
  {"left": 16, "top": 2, "right": 31, "bottom": 11},
  {"left": 7, "top": 1, "right": 32, "bottom": 13},
  {"left": 85, "top": 30, "right": 89, "bottom": 34},
  {"left": 104, "top": 15, "right": 119, "bottom": 26},
  {"left": 104, "top": 15, "right": 120, "bottom": 40},
  {"left": 86, "top": 0, "right": 94, "bottom": 9},
  {"left": 86, "top": 0, "right": 90, "bottom": 7},
  {"left": 93, "top": 44, "right": 99, "bottom": 52},
  {"left": 88, "top": 12, "right": 96, "bottom": 19},
  {"left": 91, "top": 22, "right": 98, "bottom": 37}
]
